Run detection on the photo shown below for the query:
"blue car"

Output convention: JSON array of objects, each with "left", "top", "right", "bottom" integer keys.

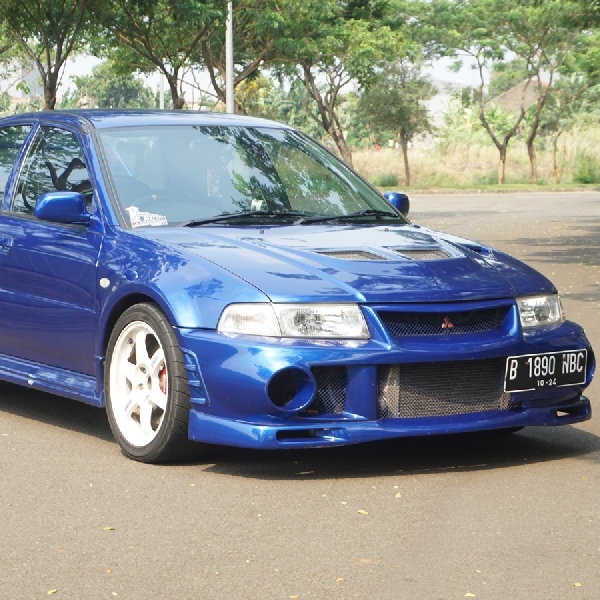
[{"left": 0, "top": 110, "right": 593, "bottom": 462}]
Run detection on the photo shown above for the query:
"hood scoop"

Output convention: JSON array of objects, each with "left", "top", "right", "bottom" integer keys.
[
  {"left": 395, "top": 249, "right": 451, "bottom": 261},
  {"left": 317, "top": 250, "right": 384, "bottom": 261}
]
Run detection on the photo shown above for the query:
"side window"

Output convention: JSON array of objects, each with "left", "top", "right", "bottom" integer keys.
[
  {"left": 0, "top": 125, "right": 31, "bottom": 205},
  {"left": 12, "top": 126, "right": 92, "bottom": 215}
]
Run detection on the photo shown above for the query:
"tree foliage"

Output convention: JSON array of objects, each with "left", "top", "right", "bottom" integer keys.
[
  {"left": 66, "top": 62, "right": 155, "bottom": 108},
  {"left": 94, "top": 0, "right": 224, "bottom": 109},
  {"left": 0, "top": 0, "right": 98, "bottom": 109},
  {"left": 356, "top": 58, "right": 435, "bottom": 185}
]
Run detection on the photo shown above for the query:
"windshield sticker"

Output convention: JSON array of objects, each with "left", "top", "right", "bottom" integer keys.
[{"left": 126, "top": 206, "right": 168, "bottom": 228}]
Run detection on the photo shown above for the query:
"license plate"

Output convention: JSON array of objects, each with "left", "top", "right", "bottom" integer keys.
[{"left": 505, "top": 350, "right": 587, "bottom": 392}]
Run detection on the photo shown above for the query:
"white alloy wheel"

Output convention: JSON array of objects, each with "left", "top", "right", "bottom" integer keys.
[
  {"left": 109, "top": 320, "right": 168, "bottom": 447},
  {"left": 105, "top": 303, "right": 200, "bottom": 463}
]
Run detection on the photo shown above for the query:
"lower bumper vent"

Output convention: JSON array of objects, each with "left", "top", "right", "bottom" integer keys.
[
  {"left": 378, "top": 358, "right": 511, "bottom": 418},
  {"left": 309, "top": 366, "right": 347, "bottom": 414}
]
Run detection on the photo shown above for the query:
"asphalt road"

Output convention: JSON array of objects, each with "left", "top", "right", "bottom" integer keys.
[{"left": 1, "top": 192, "right": 599, "bottom": 600}]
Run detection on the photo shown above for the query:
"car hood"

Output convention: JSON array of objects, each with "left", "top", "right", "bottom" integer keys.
[{"left": 139, "top": 224, "right": 554, "bottom": 304}]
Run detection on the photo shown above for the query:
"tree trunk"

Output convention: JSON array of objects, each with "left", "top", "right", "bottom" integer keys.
[
  {"left": 552, "top": 129, "right": 563, "bottom": 184},
  {"left": 334, "top": 135, "right": 353, "bottom": 167},
  {"left": 167, "top": 74, "right": 184, "bottom": 109},
  {"left": 300, "top": 64, "right": 352, "bottom": 167},
  {"left": 498, "top": 146, "right": 507, "bottom": 185},
  {"left": 527, "top": 139, "right": 537, "bottom": 184},
  {"left": 44, "top": 72, "right": 59, "bottom": 110},
  {"left": 400, "top": 135, "right": 410, "bottom": 187}
]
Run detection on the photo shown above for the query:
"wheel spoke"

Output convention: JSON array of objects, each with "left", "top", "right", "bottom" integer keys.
[
  {"left": 149, "top": 386, "right": 167, "bottom": 411},
  {"left": 134, "top": 330, "right": 150, "bottom": 365},
  {"left": 123, "top": 360, "right": 137, "bottom": 384},
  {"left": 124, "top": 393, "right": 140, "bottom": 418},
  {"left": 149, "top": 347, "right": 165, "bottom": 376},
  {"left": 139, "top": 398, "right": 154, "bottom": 435}
]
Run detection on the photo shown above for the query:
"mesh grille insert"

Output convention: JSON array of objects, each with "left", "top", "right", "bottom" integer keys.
[
  {"left": 379, "top": 307, "right": 509, "bottom": 337},
  {"left": 318, "top": 251, "right": 384, "bottom": 261},
  {"left": 378, "top": 358, "right": 511, "bottom": 418},
  {"left": 309, "top": 366, "right": 347, "bottom": 414},
  {"left": 397, "top": 249, "right": 450, "bottom": 260}
]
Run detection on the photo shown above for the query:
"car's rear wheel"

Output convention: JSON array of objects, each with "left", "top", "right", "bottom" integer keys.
[{"left": 105, "top": 303, "right": 198, "bottom": 463}]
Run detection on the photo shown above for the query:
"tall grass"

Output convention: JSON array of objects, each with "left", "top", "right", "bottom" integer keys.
[{"left": 354, "top": 125, "right": 600, "bottom": 189}]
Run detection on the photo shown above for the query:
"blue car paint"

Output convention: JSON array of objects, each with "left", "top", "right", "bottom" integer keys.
[{"left": 0, "top": 109, "right": 594, "bottom": 451}]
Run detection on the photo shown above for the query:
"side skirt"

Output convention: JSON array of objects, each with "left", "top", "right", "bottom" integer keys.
[{"left": 0, "top": 352, "right": 102, "bottom": 407}]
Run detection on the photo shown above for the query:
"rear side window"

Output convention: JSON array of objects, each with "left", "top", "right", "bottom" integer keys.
[{"left": 0, "top": 125, "right": 31, "bottom": 204}]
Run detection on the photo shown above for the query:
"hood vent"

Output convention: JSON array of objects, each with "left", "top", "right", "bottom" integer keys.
[
  {"left": 318, "top": 250, "right": 384, "bottom": 261},
  {"left": 396, "top": 249, "right": 450, "bottom": 261}
]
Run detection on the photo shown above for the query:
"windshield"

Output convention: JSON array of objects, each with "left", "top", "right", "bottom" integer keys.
[{"left": 98, "top": 125, "right": 406, "bottom": 228}]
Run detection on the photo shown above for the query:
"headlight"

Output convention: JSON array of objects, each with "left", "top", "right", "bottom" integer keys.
[
  {"left": 517, "top": 295, "right": 564, "bottom": 329},
  {"left": 218, "top": 303, "right": 370, "bottom": 339}
]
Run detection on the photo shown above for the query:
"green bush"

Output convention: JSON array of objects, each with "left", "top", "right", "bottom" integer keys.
[
  {"left": 373, "top": 173, "right": 399, "bottom": 187},
  {"left": 573, "top": 152, "right": 600, "bottom": 184}
]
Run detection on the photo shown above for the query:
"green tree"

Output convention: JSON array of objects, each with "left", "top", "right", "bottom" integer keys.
[
  {"left": 0, "top": 0, "right": 98, "bottom": 109},
  {"left": 430, "top": 0, "right": 527, "bottom": 184},
  {"left": 490, "top": 0, "right": 585, "bottom": 183},
  {"left": 95, "top": 0, "right": 223, "bottom": 109},
  {"left": 486, "top": 59, "right": 529, "bottom": 101},
  {"left": 277, "top": 0, "right": 394, "bottom": 166},
  {"left": 356, "top": 59, "right": 435, "bottom": 186},
  {"left": 199, "top": 0, "right": 290, "bottom": 112},
  {"left": 69, "top": 62, "right": 155, "bottom": 108}
]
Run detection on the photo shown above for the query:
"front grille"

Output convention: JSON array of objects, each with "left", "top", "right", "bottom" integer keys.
[
  {"left": 309, "top": 366, "right": 347, "bottom": 414},
  {"left": 379, "top": 307, "right": 509, "bottom": 337},
  {"left": 318, "top": 251, "right": 383, "bottom": 261},
  {"left": 396, "top": 249, "right": 450, "bottom": 260},
  {"left": 378, "top": 358, "right": 511, "bottom": 418}
]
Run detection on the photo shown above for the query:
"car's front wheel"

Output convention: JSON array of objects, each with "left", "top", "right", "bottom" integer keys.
[{"left": 105, "top": 302, "right": 198, "bottom": 463}]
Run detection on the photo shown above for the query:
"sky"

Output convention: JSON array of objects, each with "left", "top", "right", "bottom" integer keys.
[{"left": 59, "top": 53, "right": 484, "bottom": 97}]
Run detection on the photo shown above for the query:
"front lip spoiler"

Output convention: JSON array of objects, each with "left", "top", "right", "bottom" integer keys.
[{"left": 188, "top": 395, "right": 592, "bottom": 449}]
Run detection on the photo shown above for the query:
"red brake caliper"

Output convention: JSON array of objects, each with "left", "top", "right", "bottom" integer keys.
[{"left": 159, "top": 366, "right": 167, "bottom": 394}]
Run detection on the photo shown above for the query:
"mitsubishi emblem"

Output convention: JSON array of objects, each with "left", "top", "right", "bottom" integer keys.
[{"left": 442, "top": 316, "right": 454, "bottom": 331}]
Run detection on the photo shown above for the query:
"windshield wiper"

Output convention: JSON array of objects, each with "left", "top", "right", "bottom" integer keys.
[
  {"left": 182, "top": 209, "right": 309, "bottom": 227},
  {"left": 295, "top": 208, "right": 399, "bottom": 225}
]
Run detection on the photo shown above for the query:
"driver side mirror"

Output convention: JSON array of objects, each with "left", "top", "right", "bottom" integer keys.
[
  {"left": 34, "top": 191, "right": 91, "bottom": 225},
  {"left": 383, "top": 191, "right": 410, "bottom": 217}
]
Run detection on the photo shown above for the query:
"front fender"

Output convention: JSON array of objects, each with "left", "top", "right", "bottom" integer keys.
[{"left": 96, "top": 230, "right": 269, "bottom": 354}]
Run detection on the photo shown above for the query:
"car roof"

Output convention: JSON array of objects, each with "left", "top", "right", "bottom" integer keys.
[{"left": 0, "top": 109, "right": 292, "bottom": 131}]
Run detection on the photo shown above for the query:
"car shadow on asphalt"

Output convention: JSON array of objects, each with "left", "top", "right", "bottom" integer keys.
[
  {"left": 200, "top": 425, "right": 600, "bottom": 480},
  {"left": 507, "top": 222, "right": 600, "bottom": 269},
  {"left": 0, "top": 382, "right": 114, "bottom": 443},
  {"left": 2, "top": 382, "right": 598, "bottom": 477}
]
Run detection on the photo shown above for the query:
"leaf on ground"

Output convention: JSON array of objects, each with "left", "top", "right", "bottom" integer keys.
[
  {"left": 465, "top": 594, "right": 476, "bottom": 598},
  {"left": 103, "top": 526, "right": 115, "bottom": 531},
  {"left": 574, "top": 583, "right": 582, "bottom": 587},
  {"left": 48, "top": 591, "right": 57, "bottom": 595},
  {"left": 357, "top": 509, "right": 368, "bottom": 515},
  {"left": 395, "top": 493, "right": 402, "bottom": 498},
  {"left": 336, "top": 578, "right": 344, "bottom": 582}
]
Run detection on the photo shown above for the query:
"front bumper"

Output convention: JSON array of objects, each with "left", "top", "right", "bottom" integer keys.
[
  {"left": 176, "top": 313, "right": 595, "bottom": 449},
  {"left": 188, "top": 395, "right": 591, "bottom": 448}
]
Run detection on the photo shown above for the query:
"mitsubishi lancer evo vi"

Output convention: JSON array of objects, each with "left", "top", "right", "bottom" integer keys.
[{"left": 0, "top": 110, "right": 593, "bottom": 462}]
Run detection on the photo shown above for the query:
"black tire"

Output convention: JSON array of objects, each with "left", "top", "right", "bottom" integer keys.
[{"left": 105, "top": 302, "right": 200, "bottom": 463}]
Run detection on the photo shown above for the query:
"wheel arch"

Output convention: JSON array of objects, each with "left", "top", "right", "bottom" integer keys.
[{"left": 100, "top": 293, "right": 161, "bottom": 357}]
